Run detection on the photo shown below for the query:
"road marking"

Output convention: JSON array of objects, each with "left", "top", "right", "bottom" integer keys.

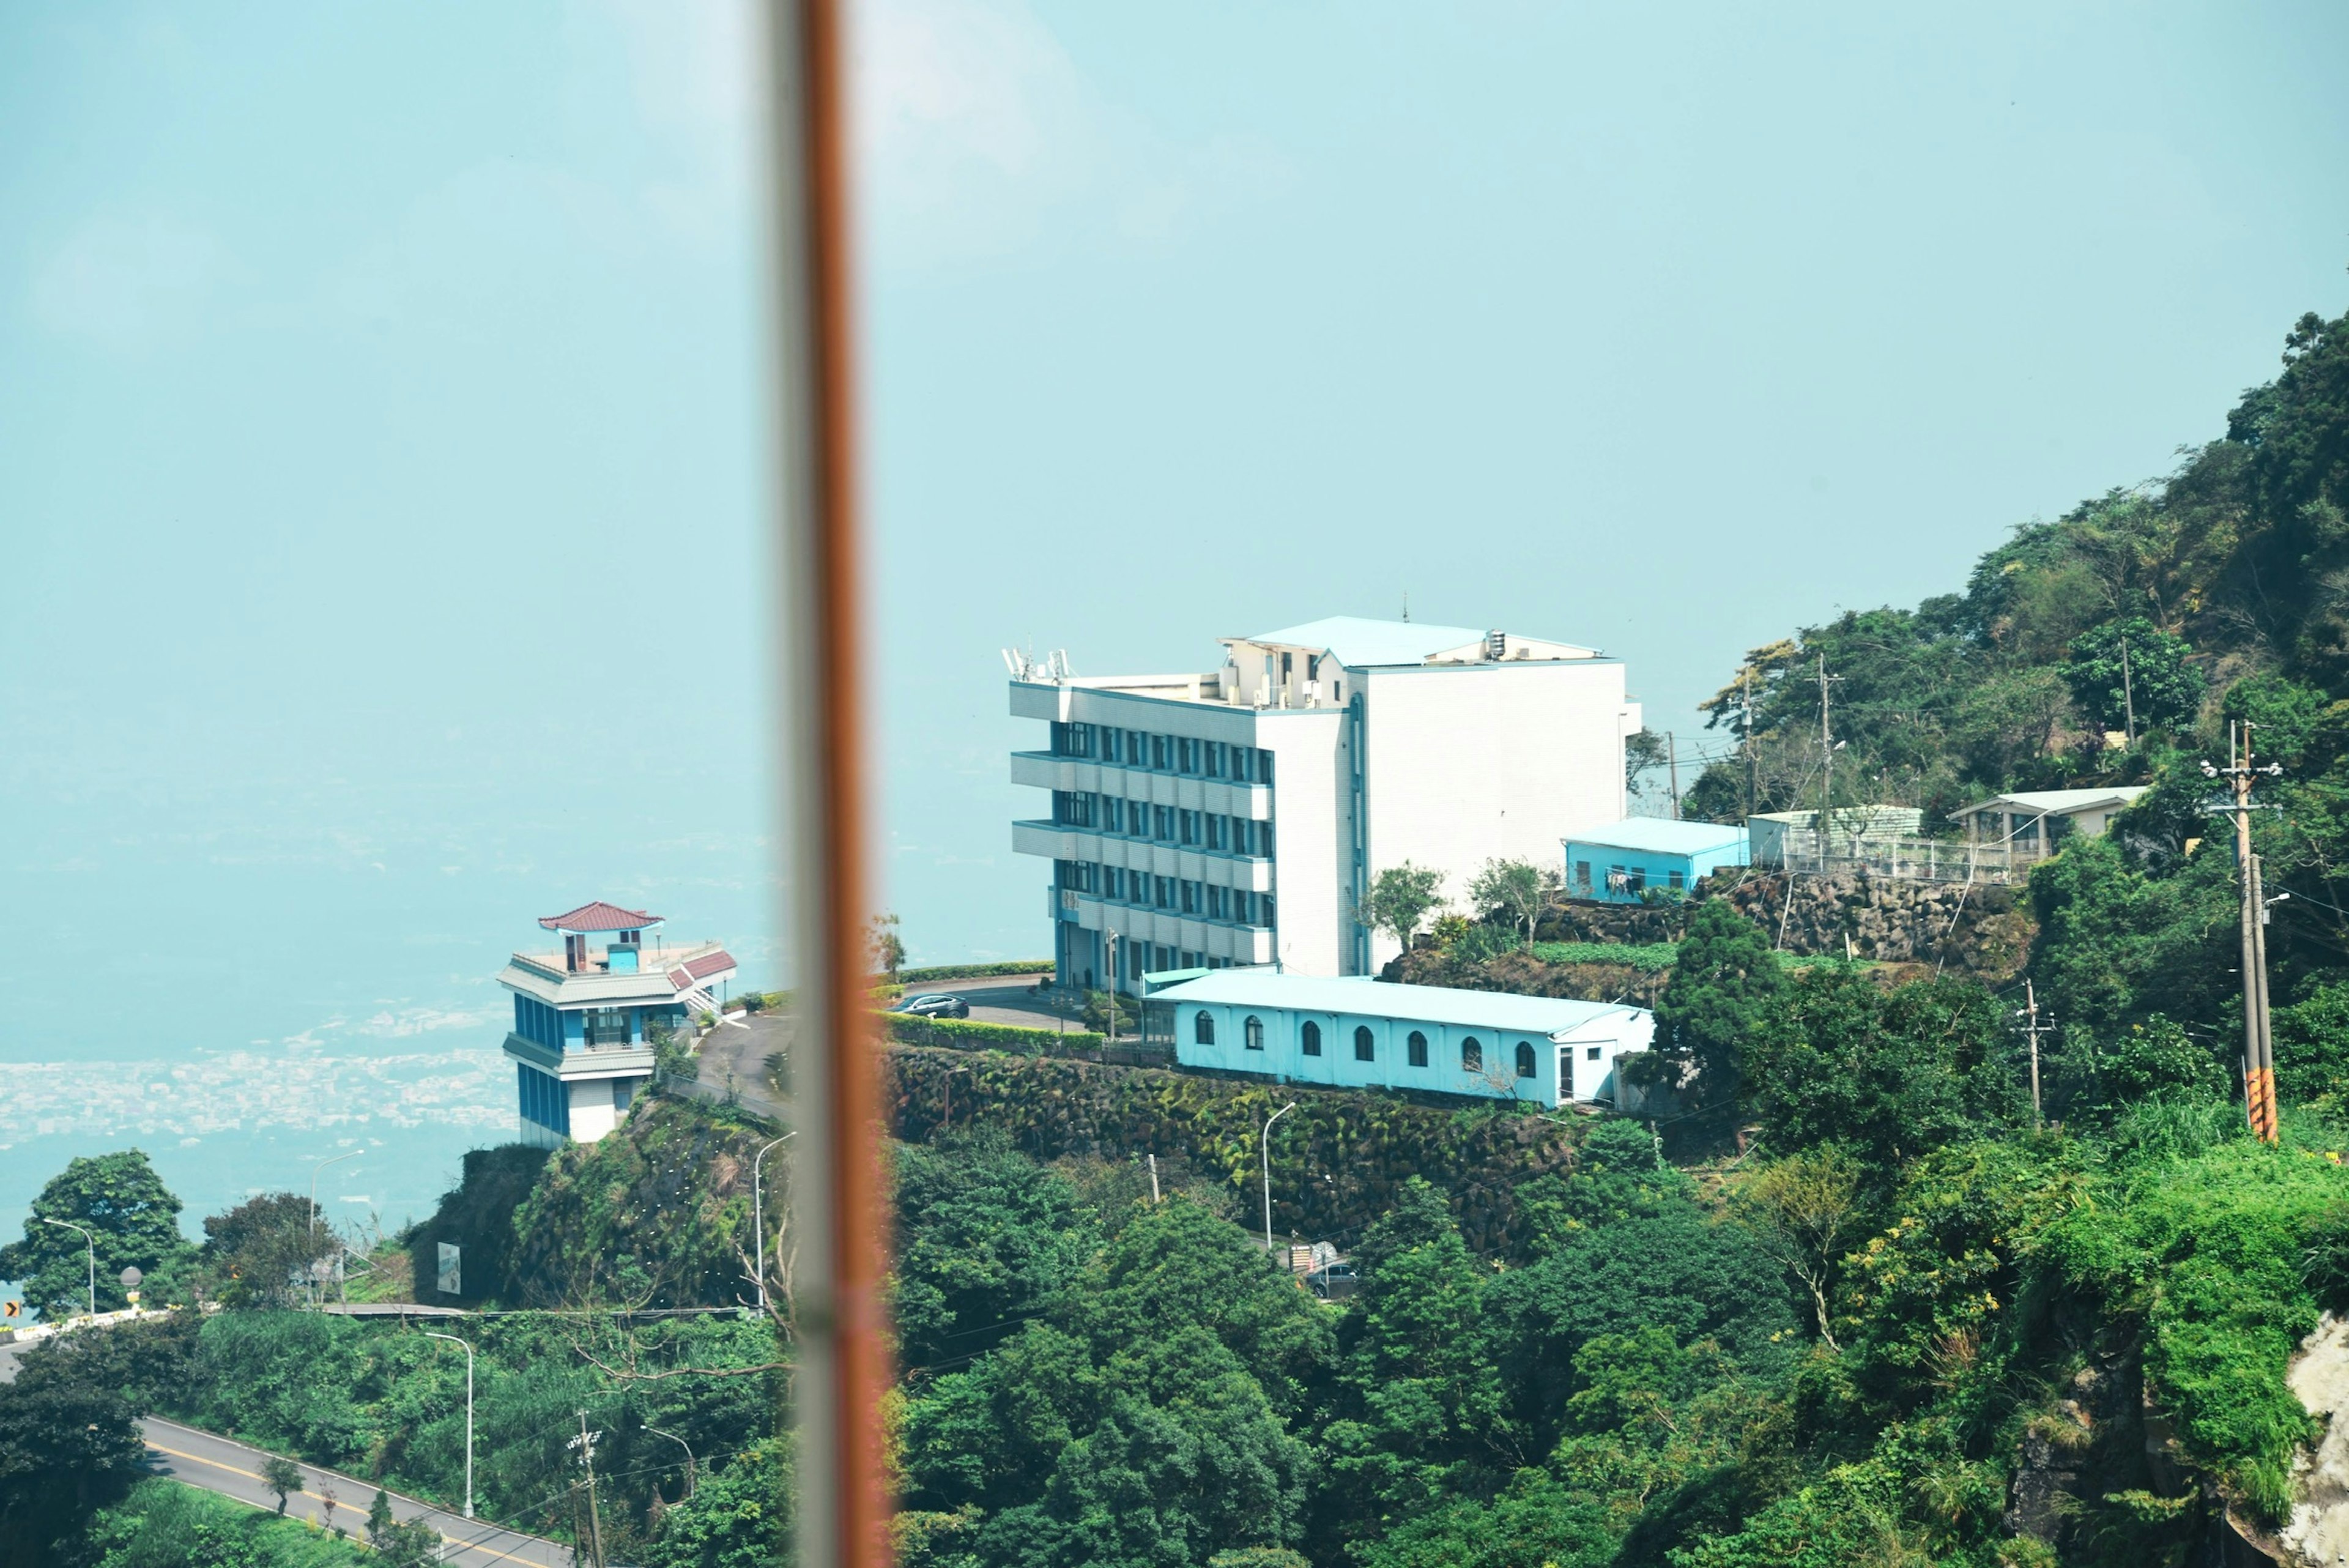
[{"left": 144, "top": 1441, "right": 551, "bottom": 1567}]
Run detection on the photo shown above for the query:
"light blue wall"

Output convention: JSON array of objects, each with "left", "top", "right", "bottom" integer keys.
[
  {"left": 1564, "top": 836, "right": 1749, "bottom": 904},
  {"left": 1173, "top": 1000, "right": 1560, "bottom": 1105}
]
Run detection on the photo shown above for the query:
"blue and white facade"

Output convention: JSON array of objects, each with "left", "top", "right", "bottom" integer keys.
[
  {"left": 497, "top": 901, "right": 737, "bottom": 1146},
  {"left": 1149, "top": 971, "right": 1654, "bottom": 1109},
  {"left": 1011, "top": 617, "right": 1642, "bottom": 990},
  {"left": 1564, "top": 819, "right": 1751, "bottom": 904}
]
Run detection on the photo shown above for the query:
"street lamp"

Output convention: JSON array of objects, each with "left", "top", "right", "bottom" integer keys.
[
  {"left": 1261, "top": 1102, "right": 1298, "bottom": 1257},
  {"left": 308, "top": 1150, "right": 363, "bottom": 1307},
  {"left": 422, "top": 1331, "right": 475, "bottom": 1518},
  {"left": 40, "top": 1219, "right": 96, "bottom": 1318},
  {"left": 752, "top": 1132, "right": 797, "bottom": 1313},
  {"left": 645, "top": 1423, "right": 697, "bottom": 1498}
]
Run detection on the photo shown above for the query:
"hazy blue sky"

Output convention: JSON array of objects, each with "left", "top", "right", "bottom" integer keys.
[{"left": 4, "top": 0, "right": 2348, "bottom": 1230}]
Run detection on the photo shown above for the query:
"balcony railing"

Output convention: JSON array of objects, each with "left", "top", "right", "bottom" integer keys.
[{"left": 1759, "top": 834, "right": 2050, "bottom": 885}]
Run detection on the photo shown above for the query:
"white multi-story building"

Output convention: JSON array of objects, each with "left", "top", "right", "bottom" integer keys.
[{"left": 1009, "top": 616, "right": 1641, "bottom": 991}]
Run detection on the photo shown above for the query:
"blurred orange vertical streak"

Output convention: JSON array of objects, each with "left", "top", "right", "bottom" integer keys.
[{"left": 765, "top": 0, "right": 892, "bottom": 1563}]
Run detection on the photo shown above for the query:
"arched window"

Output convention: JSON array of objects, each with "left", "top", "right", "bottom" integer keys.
[
  {"left": 1515, "top": 1041, "right": 1537, "bottom": 1079},
  {"left": 1244, "top": 1015, "right": 1264, "bottom": 1052},
  {"left": 1194, "top": 1011, "right": 1215, "bottom": 1046},
  {"left": 1354, "top": 1025, "right": 1375, "bottom": 1061},
  {"left": 1461, "top": 1036, "right": 1482, "bottom": 1072},
  {"left": 1301, "top": 1020, "right": 1322, "bottom": 1056},
  {"left": 1407, "top": 1030, "right": 1428, "bottom": 1068}
]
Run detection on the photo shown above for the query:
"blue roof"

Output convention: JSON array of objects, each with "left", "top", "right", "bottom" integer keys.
[
  {"left": 1565, "top": 818, "right": 1750, "bottom": 857},
  {"left": 1152, "top": 972, "right": 1647, "bottom": 1036},
  {"left": 1243, "top": 616, "right": 1492, "bottom": 667}
]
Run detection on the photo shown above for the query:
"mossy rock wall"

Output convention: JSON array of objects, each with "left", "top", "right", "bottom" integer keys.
[
  {"left": 404, "top": 1143, "right": 551, "bottom": 1306},
  {"left": 1715, "top": 872, "right": 2033, "bottom": 978},
  {"left": 1384, "top": 947, "right": 1663, "bottom": 1006},
  {"left": 886, "top": 1046, "right": 1584, "bottom": 1255}
]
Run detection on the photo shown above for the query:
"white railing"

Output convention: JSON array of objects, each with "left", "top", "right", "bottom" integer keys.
[{"left": 1762, "top": 834, "right": 2050, "bottom": 885}]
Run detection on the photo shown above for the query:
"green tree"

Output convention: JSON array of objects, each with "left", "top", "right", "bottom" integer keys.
[
  {"left": 262, "top": 1455, "right": 305, "bottom": 1514},
  {"left": 1640, "top": 899, "right": 1783, "bottom": 1105},
  {"left": 1731, "top": 1145, "right": 1862, "bottom": 1349},
  {"left": 1360, "top": 862, "right": 1447, "bottom": 954},
  {"left": 0, "top": 1348, "right": 149, "bottom": 1562},
  {"left": 0, "top": 1150, "right": 197, "bottom": 1319},
  {"left": 2063, "top": 616, "right": 2205, "bottom": 737},
  {"left": 891, "top": 1131, "right": 1093, "bottom": 1369},
  {"left": 201, "top": 1193, "right": 324, "bottom": 1309},
  {"left": 1468, "top": 858, "right": 1556, "bottom": 948}
]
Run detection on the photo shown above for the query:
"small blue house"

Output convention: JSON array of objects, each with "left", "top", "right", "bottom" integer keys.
[
  {"left": 1148, "top": 972, "right": 1653, "bottom": 1109},
  {"left": 1564, "top": 819, "right": 1750, "bottom": 904}
]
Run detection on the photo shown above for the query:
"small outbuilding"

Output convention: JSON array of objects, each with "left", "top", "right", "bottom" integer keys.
[
  {"left": 1148, "top": 971, "right": 1653, "bottom": 1109},
  {"left": 1951, "top": 788, "right": 2148, "bottom": 849},
  {"left": 1563, "top": 818, "right": 1750, "bottom": 904}
]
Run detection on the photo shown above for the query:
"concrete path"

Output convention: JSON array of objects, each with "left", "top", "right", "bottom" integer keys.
[
  {"left": 141, "top": 1415, "right": 574, "bottom": 1567},
  {"left": 686, "top": 1012, "right": 791, "bottom": 1126}
]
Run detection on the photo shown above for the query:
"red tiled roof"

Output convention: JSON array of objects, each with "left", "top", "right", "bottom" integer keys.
[
  {"left": 538, "top": 901, "right": 662, "bottom": 933},
  {"left": 667, "top": 949, "right": 738, "bottom": 990}
]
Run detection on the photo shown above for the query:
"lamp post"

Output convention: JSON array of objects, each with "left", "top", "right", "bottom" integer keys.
[
  {"left": 422, "top": 1331, "right": 475, "bottom": 1517},
  {"left": 752, "top": 1132, "right": 797, "bottom": 1313},
  {"left": 1261, "top": 1102, "right": 1298, "bottom": 1257},
  {"left": 40, "top": 1219, "right": 96, "bottom": 1318},
  {"left": 645, "top": 1423, "right": 697, "bottom": 1498},
  {"left": 308, "top": 1150, "right": 362, "bottom": 1307}
]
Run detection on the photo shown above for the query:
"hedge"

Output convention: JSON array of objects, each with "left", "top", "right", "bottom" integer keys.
[
  {"left": 897, "top": 960, "right": 1055, "bottom": 983},
  {"left": 880, "top": 1012, "right": 1105, "bottom": 1055},
  {"left": 1528, "top": 940, "right": 1680, "bottom": 973},
  {"left": 886, "top": 1046, "right": 1587, "bottom": 1257}
]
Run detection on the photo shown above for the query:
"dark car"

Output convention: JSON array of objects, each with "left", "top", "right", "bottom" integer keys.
[
  {"left": 1308, "top": 1262, "right": 1358, "bottom": 1301},
  {"left": 892, "top": 993, "right": 970, "bottom": 1019}
]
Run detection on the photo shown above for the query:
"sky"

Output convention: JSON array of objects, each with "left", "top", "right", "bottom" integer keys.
[{"left": 3, "top": 0, "right": 2348, "bottom": 1239}]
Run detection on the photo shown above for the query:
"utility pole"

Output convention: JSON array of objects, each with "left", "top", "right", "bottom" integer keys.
[
  {"left": 1743, "top": 666, "right": 1757, "bottom": 821},
  {"left": 1147, "top": 1152, "right": 1161, "bottom": 1204},
  {"left": 2018, "top": 978, "right": 2047, "bottom": 1128},
  {"left": 752, "top": 1132, "right": 796, "bottom": 1315},
  {"left": 2205, "top": 722, "right": 2283, "bottom": 1142},
  {"left": 2119, "top": 637, "right": 2137, "bottom": 748},
  {"left": 570, "top": 1412, "right": 605, "bottom": 1568},
  {"left": 1817, "top": 653, "right": 1835, "bottom": 864},
  {"left": 1666, "top": 731, "right": 1681, "bottom": 820},
  {"left": 308, "top": 1150, "right": 360, "bottom": 1310}
]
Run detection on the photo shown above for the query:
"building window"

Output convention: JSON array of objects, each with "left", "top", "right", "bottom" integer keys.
[
  {"left": 1205, "top": 741, "right": 1223, "bottom": 777},
  {"left": 1668, "top": 868, "right": 1685, "bottom": 890},
  {"left": 1206, "top": 815, "right": 1227, "bottom": 851},
  {"left": 1354, "top": 1025, "right": 1375, "bottom": 1062},
  {"left": 1179, "top": 809, "right": 1200, "bottom": 844},
  {"left": 1257, "top": 749, "right": 1275, "bottom": 783},
  {"left": 1180, "top": 880, "right": 1201, "bottom": 914},
  {"left": 1516, "top": 1041, "right": 1536, "bottom": 1079},
  {"left": 1154, "top": 805, "right": 1173, "bottom": 840},
  {"left": 1261, "top": 893, "right": 1276, "bottom": 925},
  {"left": 585, "top": 1008, "right": 630, "bottom": 1047},
  {"left": 1302, "top": 1020, "right": 1322, "bottom": 1056},
  {"left": 1195, "top": 1011, "right": 1216, "bottom": 1046},
  {"left": 1151, "top": 734, "right": 1170, "bottom": 769},
  {"left": 1408, "top": 1030, "right": 1428, "bottom": 1067},
  {"left": 1461, "top": 1036, "right": 1482, "bottom": 1072},
  {"left": 1575, "top": 860, "right": 1591, "bottom": 891},
  {"left": 1155, "top": 876, "right": 1174, "bottom": 908},
  {"left": 1586, "top": 1045, "right": 1601, "bottom": 1061},
  {"left": 1231, "top": 747, "right": 1251, "bottom": 782},
  {"left": 1233, "top": 891, "right": 1252, "bottom": 924},
  {"left": 1245, "top": 1015, "right": 1264, "bottom": 1051}
]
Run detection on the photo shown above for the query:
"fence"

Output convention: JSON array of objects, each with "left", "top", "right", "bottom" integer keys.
[{"left": 1761, "top": 833, "right": 2050, "bottom": 885}]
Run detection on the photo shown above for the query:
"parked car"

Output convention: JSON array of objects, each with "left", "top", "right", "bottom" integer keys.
[
  {"left": 892, "top": 993, "right": 970, "bottom": 1019},
  {"left": 1308, "top": 1262, "right": 1358, "bottom": 1301}
]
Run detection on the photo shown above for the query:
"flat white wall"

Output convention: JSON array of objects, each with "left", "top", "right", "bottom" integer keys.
[
  {"left": 1256, "top": 712, "right": 1347, "bottom": 975},
  {"left": 1357, "top": 660, "right": 1636, "bottom": 968}
]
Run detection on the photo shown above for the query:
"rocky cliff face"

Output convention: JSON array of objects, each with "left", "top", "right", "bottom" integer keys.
[{"left": 2284, "top": 1314, "right": 2349, "bottom": 1566}]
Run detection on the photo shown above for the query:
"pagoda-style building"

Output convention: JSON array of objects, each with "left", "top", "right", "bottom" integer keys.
[{"left": 497, "top": 901, "right": 736, "bottom": 1145}]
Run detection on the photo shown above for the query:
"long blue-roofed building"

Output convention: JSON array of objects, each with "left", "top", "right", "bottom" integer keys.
[{"left": 1147, "top": 970, "right": 1654, "bottom": 1110}]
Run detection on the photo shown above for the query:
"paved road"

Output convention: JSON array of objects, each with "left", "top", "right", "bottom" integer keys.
[
  {"left": 142, "top": 1416, "right": 574, "bottom": 1567},
  {"left": 952, "top": 973, "right": 1082, "bottom": 1031},
  {"left": 689, "top": 1012, "right": 790, "bottom": 1125}
]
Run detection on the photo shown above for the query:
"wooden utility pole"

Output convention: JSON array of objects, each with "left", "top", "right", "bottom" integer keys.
[
  {"left": 2209, "top": 722, "right": 2280, "bottom": 1142},
  {"left": 2119, "top": 637, "right": 2137, "bottom": 748},
  {"left": 1666, "top": 731, "right": 1681, "bottom": 820},
  {"left": 1742, "top": 667, "right": 1757, "bottom": 820}
]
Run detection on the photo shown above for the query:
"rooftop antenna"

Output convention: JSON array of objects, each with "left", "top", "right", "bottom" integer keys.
[{"left": 1401, "top": 590, "right": 1409, "bottom": 623}]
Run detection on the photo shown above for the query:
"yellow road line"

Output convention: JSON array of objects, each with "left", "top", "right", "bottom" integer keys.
[{"left": 144, "top": 1441, "right": 547, "bottom": 1567}]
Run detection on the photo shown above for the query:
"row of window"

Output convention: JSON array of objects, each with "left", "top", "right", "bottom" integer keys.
[
  {"left": 1051, "top": 793, "right": 1272, "bottom": 856},
  {"left": 1050, "top": 721, "right": 1274, "bottom": 784},
  {"left": 1195, "top": 1013, "right": 1540, "bottom": 1077},
  {"left": 1571, "top": 860, "right": 1686, "bottom": 894},
  {"left": 514, "top": 994, "right": 566, "bottom": 1050},
  {"left": 518, "top": 1064, "right": 571, "bottom": 1134},
  {"left": 1056, "top": 860, "right": 1272, "bottom": 925}
]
